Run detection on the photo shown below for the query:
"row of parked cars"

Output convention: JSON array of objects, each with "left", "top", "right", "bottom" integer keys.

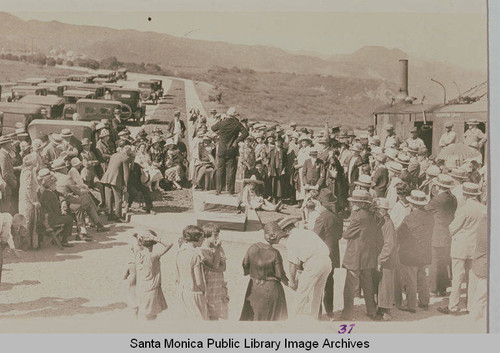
[{"left": 0, "top": 70, "right": 165, "bottom": 139}]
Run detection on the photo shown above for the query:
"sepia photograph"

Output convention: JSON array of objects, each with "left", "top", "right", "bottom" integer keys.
[{"left": 0, "top": 0, "right": 492, "bottom": 339}]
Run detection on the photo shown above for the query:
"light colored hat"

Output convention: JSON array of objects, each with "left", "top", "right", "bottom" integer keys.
[
  {"left": 450, "top": 168, "right": 469, "bottom": 180},
  {"left": 409, "top": 127, "right": 418, "bottom": 133},
  {"left": 19, "top": 141, "right": 30, "bottom": 151},
  {"left": 407, "top": 190, "right": 428, "bottom": 206},
  {"left": 376, "top": 198, "right": 390, "bottom": 210},
  {"left": 348, "top": 189, "right": 373, "bottom": 203},
  {"left": 462, "top": 182, "right": 481, "bottom": 196},
  {"left": 38, "top": 168, "right": 51, "bottom": 179},
  {"left": 51, "top": 158, "right": 67, "bottom": 171},
  {"left": 387, "top": 161, "right": 403, "bottom": 174},
  {"left": 32, "top": 139, "right": 44, "bottom": 151},
  {"left": 243, "top": 175, "right": 264, "bottom": 184},
  {"left": 226, "top": 107, "right": 236, "bottom": 116},
  {"left": 95, "top": 123, "right": 106, "bottom": 131},
  {"left": 355, "top": 174, "right": 374, "bottom": 188},
  {"left": 277, "top": 217, "right": 300, "bottom": 231},
  {"left": 385, "top": 124, "right": 394, "bottom": 131},
  {"left": 384, "top": 148, "right": 398, "bottom": 161},
  {"left": 350, "top": 143, "right": 363, "bottom": 152},
  {"left": 425, "top": 165, "right": 441, "bottom": 177},
  {"left": 434, "top": 174, "right": 454, "bottom": 188},
  {"left": 70, "top": 157, "right": 82, "bottom": 168},
  {"left": 298, "top": 134, "right": 312, "bottom": 143},
  {"left": 99, "top": 129, "right": 110, "bottom": 138},
  {"left": 397, "top": 153, "right": 411, "bottom": 165},
  {"left": 291, "top": 132, "right": 300, "bottom": 139},
  {"left": 309, "top": 146, "right": 320, "bottom": 155},
  {"left": 290, "top": 121, "right": 297, "bottom": 126},
  {"left": 444, "top": 121, "right": 454, "bottom": 128},
  {"left": 49, "top": 133, "right": 63, "bottom": 144},
  {"left": 81, "top": 138, "right": 90, "bottom": 146},
  {"left": 118, "top": 130, "right": 128, "bottom": 137},
  {"left": 61, "top": 128, "right": 73, "bottom": 137},
  {"left": 467, "top": 118, "right": 479, "bottom": 125}
]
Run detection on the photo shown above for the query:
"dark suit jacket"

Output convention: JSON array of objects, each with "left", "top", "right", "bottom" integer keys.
[
  {"left": 424, "top": 190, "right": 457, "bottom": 248},
  {"left": 302, "top": 158, "right": 325, "bottom": 187},
  {"left": 342, "top": 208, "right": 380, "bottom": 271},
  {"left": 314, "top": 209, "right": 343, "bottom": 268},
  {"left": 268, "top": 146, "right": 286, "bottom": 177},
  {"left": 347, "top": 155, "right": 363, "bottom": 185},
  {"left": 398, "top": 208, "right": 434, "bottom": 266},
  {"left": 372, "top": 165, "right": 389, "bottom": 197},
  {"left": 100, "top": 151, "right": 130, "bottom": 189},
  {"left": 211, "top": 117, "right": 248, "bottom": 157},
  {"left": 168, "top": 118, "right": 186, "bottom": 136},
  {"left": 0, "top": 148, "right": 17, "bottom": 194}
]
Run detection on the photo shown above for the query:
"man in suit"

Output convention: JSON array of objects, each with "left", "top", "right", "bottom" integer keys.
[
  {"left": 398, "top": 190, "right": 434, "bottom": 313},
  {"left": 341, "top": 190, "right": 380, "bottom": 320},
  {"left": 168, "top": 110, "right": 186, "bottom": 145},
  {"left": 424, "top": 174, "right": 457, "bottom": 297},
  {"left": 42, "top": 133, "right": 63, "bottom": 167},
  {"left": 0, "top": 137, "right": 18, "bottom": 214},
  {"left": 313, "top": 190, "right": 343, "bottom": 320},
  {"left": 268, "top": 135, "right": 286, "bottom": 203},
  {"left": 211, "top": 107, "right": 249, "bottom": 195},
  {"left": 347, "top": 143, "right": 364, "bottom": 191},
  {"left": 100, "top": 143, "right": 131, "bottom": 221},
  {"left": 96, "top": 129, "right": 113, "bottom": 170},
  {"left": 302, "top": 147, "right": 326, "bottom": 190},
  {"left": 372, "top": 152, "right": 389, "bottom": 197},
  {"left": 438, "top": 182, "right": 486, "bottom": 315},
  {"left": 60, "top": 129, "right": 81, "bottom": 158}
]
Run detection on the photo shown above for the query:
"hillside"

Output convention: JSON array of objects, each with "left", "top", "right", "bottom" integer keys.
[{"left": 0, "top": 59, "right": 79, "bottom": 83}]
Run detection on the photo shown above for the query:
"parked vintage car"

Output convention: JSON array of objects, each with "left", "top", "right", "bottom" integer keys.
[
  {"left": 110, "top": 88, "right": 145, "bottom": 124},
  {"left": 0, "top": 102, "right": 45, "bottom": 135},
  {"left": 16, "top": 77, "right": 48, "bottom": 86},
  {"left": 149, "top": 78, "right": 164, "bottom": 97},
  {"left": 76, "top": 99, "right": 131, "bottom": 122},
  {"left": 11, "top": 86, "right": 48, "bottom": 101},
  {"left": 94, "top": 69, "right": 117, "bottom": 84},
  {"left": 67, "top": 74, "right": 97, "bottom": 83},
  {"left": 61, "top": 90, "right": 96, "bottom": 119},
  {"left": 38, "top": 83, "right": 66, "bottom": 97},
  {"left": 19, "top": 95, "right": 65, "bottom": 119},
  {"left": 138, "top": 81, "right": 159, "bottom": 103},
  {"left": 116, "top": 68, "right": 127, "bottom": 80},
  {"left": 60, "top": 82, "right": 105, "bottom": 99},
  {"left": 28, "top": 119, "right": 96, "bottom": 145}
]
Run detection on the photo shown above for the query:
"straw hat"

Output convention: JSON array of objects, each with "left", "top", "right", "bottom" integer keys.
[
  {"left": 466, "top": 118, "right": 479, "bottom": 125},
  {"left": 81, "top": 138, "right": 90, "bottom": 146},
  {"left": 450, "top": 168, "right": 469, "bottom": 180},
  {"left": 32, "top": 139, "right": 44, "bottom": 151},
  {"left": 425, "top": 165, "right": 441, "bottom": 177},
  {"left": 434, "top": 174, "right": 454, "bottom": 188},
  {"left": 354, "top": 174, "right": 374, "bottom": 188},
  {"left": 385, "top": 124, "right": 395, "bottom": 131},
  {"left": 37, "top": 168, "right": 51, "bottom": 179},
  {"left": 277, "top": 217, "right": 300, "bottom": 231},
  {"left": 407, "top": 190, "right": 428, "bottom": 206},
  {"left": 49, "top": 134, "right": 63, "bottom": 144},
  {"left": 51, "top": 158, "right": 68, "bottom": 171},
  {"left": 387, "top": 161, "right": 403, "bottom": 174},
  {"left": 61, "top": 129, "right": 73, "bottom": 138},
  {"left": 384, "top": 148, "right": 398, "bottom": 161},
  {"left": 462, "top": 182, "right": 481, "bottom": 196},
  {"left": 298, "top": 134, "right": 313, "bottom": 143},
  {"left": 95, "top": 123, "right": 106, "bottom": 131},
  {"left": 70, "top": 157, "right": 82, "bottom": 168},
  {"left": 243, "top": 175, "right": 264, "bottom": 185},
  {"left": 348, "top": 189, "right": 372, "bottom": 203},
  {"left": 396, "top": 153, "right": 411, "bottom": 165},
  {"left": 444, "top": 121, "right": 454, "bottom": 128}
]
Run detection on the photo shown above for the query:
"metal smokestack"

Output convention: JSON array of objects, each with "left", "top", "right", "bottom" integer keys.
[{"left": 398, "top": 59, "right": 409, "bottom": 98}]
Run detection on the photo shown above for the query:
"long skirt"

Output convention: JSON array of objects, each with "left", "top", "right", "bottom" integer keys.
[
  {"left": 240, "top": 279, "right": 288, "bottom": 321},
  {"left": 295, "top": 168, "right": 305, "bottom": 201},
  {"left": 139, "top": 286, "right": 168, "bottom": 317},
  {"left": 205, "top": 270, "right": 229, "bottom": 320},
  {"left": 165, "top": 165, "right": 182, "bottom": 182},
  {"left": 377, "top": 268, "right": 395, "bottom": 309}
]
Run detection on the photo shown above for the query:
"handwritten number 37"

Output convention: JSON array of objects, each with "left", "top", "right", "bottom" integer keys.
[{"left": 338, "top": 324, "right": 355, "bottom": 334}]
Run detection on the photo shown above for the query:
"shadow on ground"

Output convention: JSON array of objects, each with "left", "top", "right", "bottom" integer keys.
[{"left": 0, "top": 297, "right": 127, "bottom": 318}]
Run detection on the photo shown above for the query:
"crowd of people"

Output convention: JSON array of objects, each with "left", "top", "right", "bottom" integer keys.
[{"left": 0, "top": 101, "right": 489, "bottom": 325}]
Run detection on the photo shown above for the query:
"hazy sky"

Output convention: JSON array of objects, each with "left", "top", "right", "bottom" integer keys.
[{"left": 11, "top": 1, "right": 488, "bottom": 72}]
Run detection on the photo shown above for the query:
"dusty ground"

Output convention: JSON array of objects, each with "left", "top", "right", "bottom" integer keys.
[{"left": 0, "top": 72, "right": 486, "bottom": 334}]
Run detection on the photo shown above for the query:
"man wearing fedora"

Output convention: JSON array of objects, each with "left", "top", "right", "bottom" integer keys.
[
  {"left": 450, "top": 167, "right": 469, "bottom": 208},
  {"left": 100, "top": 144, "right": 131, "bottom": 222},
  {"left": 374, "top": 198, "right": 398, "bottom": 320},
  {"left": 437, "top": 182, "right": 486, "bottom": 315},
  {"left": 425, "top": 174, "right": 457, "bottom": 297},
  {"left": 341, "top": 189, "right": 380, "bottom": 320},
  {"left": 439, "top": 122, "right": 456, "bottom": 148},
  {"left": 371, "top": 152, "right": 389, "bottom": 197},
  {"left": 302, "top": 147, "right": 326, "bottom": 191},
  {"left": 42, "top": 133, "right": 63, "bottom": 166},
  {"left": 0, "top": 136, "right": 17, "bottom": 214},
  {"left": 96, "top": 129, "right": 113, "bottom": 170},
  {"left": 60, "top": 129, "right": 81, "bottom": 158},
  {"left": 385, "top": 161, "right": 404, "bottom": 209},
  {"left": 168, "top": 110, "right": 186, "bottom": 145},
  {"left": 211, "top": 107, "right": 249, "bottom": 195},
  {"left": 313, "top": 189, "right": 343, "bottom": 320},
  {"left": 397, "top": 190, "right": 434, "bottom": 313},
  {"left": 464, "top": 119, "right": 486, "bottom": 151}
]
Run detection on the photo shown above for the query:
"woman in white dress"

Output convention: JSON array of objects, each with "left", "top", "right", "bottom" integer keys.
[
  {"left": 295, "top": 135, "right": 312, "bottom": 204},
  {"left": 135, "top": 142, "right": 163, "bottom": 191}
]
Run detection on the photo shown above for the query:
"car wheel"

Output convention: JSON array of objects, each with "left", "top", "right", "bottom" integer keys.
[{"left": 121, "top": 104, "right": 132, "bottom": 120}]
